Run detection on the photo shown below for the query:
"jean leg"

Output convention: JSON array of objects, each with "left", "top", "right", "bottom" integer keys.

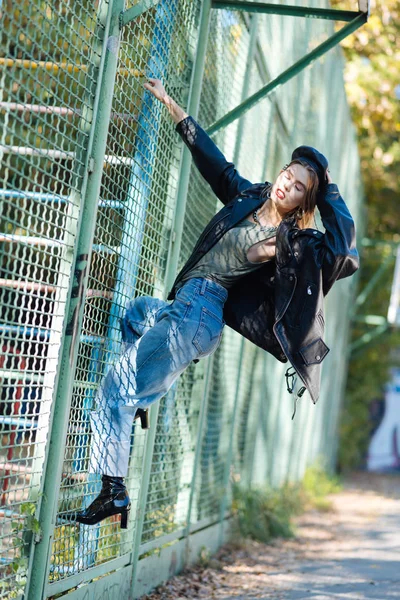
[
  {"left": 89, "top": 296, "right": 198, "bottom": 476},
  {"left": 88, "top": 281, "right": 226, "bottom": 477},
  {"left": 88, "top": 295, "right": 167, "bottom": 476},
  {"left": 120, "top": 295, "right": 167, "bottom": 345}
]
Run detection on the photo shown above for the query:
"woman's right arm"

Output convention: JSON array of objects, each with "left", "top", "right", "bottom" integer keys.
[
  {"left": 143, "top": 78, "right": 252, "bottom": 205},
  {"left": 143, "top": 78, "right": 188, "bottom": 124}
]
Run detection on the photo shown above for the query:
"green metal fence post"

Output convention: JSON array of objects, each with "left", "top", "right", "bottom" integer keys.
[
  {"left": 130, "top": 2, "right": 213, "bottom": 591},
  {"left": 232, "top": 15, "right": 258, "bottom": 162},
  {"left": 218, "top": 338, "right": 245, "bottom": 545},
  {"left": 183, "top": 355, "right": 215, "bottom": 548},
  {"left": 180, "top": 16, "right": 259, "bottom": 550},
  {"left": 25, "top": 0, "right": 124, "bottom": 597},
  {"left": 163, "top": 0, "right": 212, "bottom": 295},
  {"left": 215, "top": 13, "right": 259, "bottom": 545}
]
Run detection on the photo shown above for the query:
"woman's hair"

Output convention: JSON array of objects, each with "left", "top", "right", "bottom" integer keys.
[{"left": 283, "top": 159, "right": 319, "bottom": 229}]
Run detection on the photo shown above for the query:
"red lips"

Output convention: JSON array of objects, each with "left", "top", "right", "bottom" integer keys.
[{"left": 276, "top": 188, "right": 285, "bottom": 200}]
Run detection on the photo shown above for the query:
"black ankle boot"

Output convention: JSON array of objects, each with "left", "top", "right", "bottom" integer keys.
[
  {"left": 134, "top": 408, "right": 150, "bottom": 429},
  {"left": 76, "top": 475, "right": 131, "bottom": 528}
]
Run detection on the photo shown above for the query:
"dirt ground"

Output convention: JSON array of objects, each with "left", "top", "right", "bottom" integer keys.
[{"left": 140, "top": 472, "right": 400, "bottom": 600}]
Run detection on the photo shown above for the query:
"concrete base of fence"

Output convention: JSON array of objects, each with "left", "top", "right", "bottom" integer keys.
[
  {"left": 134, "top": 516, "right": 235, "bottom": 598},
  {"left": 47, "top": 516, "right": 234, "bottom": 600}
]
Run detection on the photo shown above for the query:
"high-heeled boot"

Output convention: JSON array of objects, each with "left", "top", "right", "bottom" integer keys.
[
  {"left": 76, "top": 475, "right": 130, "bottom": 528},
  {"left": 135, "top": 407, "right": 149, "bottom": 429}
]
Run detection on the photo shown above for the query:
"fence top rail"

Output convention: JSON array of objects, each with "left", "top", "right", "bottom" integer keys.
[{"left": 212, "top": 1, "right": 367, "bottom": 22}]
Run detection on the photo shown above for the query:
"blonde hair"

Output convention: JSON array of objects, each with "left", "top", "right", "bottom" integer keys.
[{"left": 283, "top": 159, "right": 319, "bottom": 229}]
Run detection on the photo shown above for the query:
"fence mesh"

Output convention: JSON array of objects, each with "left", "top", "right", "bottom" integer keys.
[
  {"left": 0, "top": 0, "right": 363, "bottom": 598},
  {"left": 0, "top": 0, "right": 102, "bottom": 594}
]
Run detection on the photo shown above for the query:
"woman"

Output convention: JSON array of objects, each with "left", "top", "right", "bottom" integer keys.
[{"left": 75, "top": 79, "right": 359, "bottom": 528}]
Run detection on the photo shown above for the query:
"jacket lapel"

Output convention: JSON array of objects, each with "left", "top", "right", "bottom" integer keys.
[{"left": 229, "top": 194, "right": 264, "bottom": 226}]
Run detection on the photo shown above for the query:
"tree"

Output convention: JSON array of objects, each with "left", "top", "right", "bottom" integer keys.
[{"left": 332, "top": 0, "right": 400, "bottom": 470}]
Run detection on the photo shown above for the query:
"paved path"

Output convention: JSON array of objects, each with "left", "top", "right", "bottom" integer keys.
[{"left": 141, "top": 473, "right": 400, "bottom": 600}]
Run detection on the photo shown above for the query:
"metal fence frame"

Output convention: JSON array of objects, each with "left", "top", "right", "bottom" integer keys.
[{"left": 0, "top": 1, "right": 367, "bottom": 598}]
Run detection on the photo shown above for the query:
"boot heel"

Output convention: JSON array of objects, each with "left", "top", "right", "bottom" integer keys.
[
  {"left": 120, "top": 508, "right": 129, "bottom": 529},
  {"left": 137, "top": 408, "right": 150, "bottom": 430}
]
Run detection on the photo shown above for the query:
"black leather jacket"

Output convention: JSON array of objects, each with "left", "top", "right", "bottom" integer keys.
[{"left": 168, "top": 117, "right": 359, "bottom": 408}]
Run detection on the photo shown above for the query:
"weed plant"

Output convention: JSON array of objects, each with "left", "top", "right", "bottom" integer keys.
[{"left": 232, "top": 464, "right": 342, "bottom": 543}]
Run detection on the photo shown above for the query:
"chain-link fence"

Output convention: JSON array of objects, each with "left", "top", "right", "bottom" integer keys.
[{"left": 0, "top": 0, "right": 363, "bottom": 598}]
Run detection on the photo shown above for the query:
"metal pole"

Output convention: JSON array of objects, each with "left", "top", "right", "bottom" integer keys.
[
  {"left": 232, "top": 15, "right": 258, "bottom": 163},
  {"left": 212, "top": 1, "right": 363, "bottom": 22},
  {"left": 218, "top": 338, "right": 245, "bottom": 545},
  {"left": 25, "top": 0, "right": 124, "bottom": 596},
  {"left": 130, "top": 4, "right": 213, "bottom": 592},
  {"left": 214, "top": 13, "right": 259, "bottom": 543},
  {"left": 163, "top": 0, "right": 212, "bottom": 295},
  {"left": 183, "top": 355, "right": 215, "bottom": 546},
  {"left": 206, "top": 13, "right": 367, "bottom": 136}
]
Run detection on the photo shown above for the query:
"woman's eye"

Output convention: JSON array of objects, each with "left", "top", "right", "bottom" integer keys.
[
  {"left": 285, "top": 173, "right": 290, "bottom": 179},
  {"left": 296, "top": 186, "right": 301, "bottom": 191}
]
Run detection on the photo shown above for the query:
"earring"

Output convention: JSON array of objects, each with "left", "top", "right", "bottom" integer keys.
[{"left": 295, "top": 207, "right": 304, "bottom": 221}]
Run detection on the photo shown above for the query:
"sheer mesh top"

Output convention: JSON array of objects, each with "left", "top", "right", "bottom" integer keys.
[{"left": 179, "top": 217, "right": 276, "bottom": 290}]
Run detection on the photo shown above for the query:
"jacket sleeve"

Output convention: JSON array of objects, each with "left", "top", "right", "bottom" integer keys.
[
  {"left": 176, "top": 116, "right": 253, "bottom": 205},
  {"left": 317, "top": 183, "right": 360, "bottom": 295}
]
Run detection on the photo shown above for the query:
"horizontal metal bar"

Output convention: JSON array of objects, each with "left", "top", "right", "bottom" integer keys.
[
  {"left": 0, "top": 417, "right": 38, "bottom": 428},
  {"left": 0, "top": 369, "right": 44, "bottom": 382},
  {"left": 206, "top": 13, "right": 367, "bottom": 136},
  {"left": 0, "top": 58, "right": 148, "bottom": 79},
  {"left": 0, "top": 234, "right": 65, "bottom": 246},
  {"left": 0, "top": 509, "right": 25, "bottom": 519},
  {"left": 0, "top": 189, "right": 125, "bottom": 209},
  {"left": 0, "top": 325, "right": 105, "bottom": 344},
  {"left": 188, "top": 514, "right": 221, "bottom": 534},
  {"left": 0, "top": 279, "right": 57, "bottom": 293},
  {"left": 212, "top": 1, "right": 362, "bottom": 21},
  {"left": 0, "top": 279, "right": 113, "bottom": 300},
  {"left": 138, "top": 514, "right": 233, "bottom": 556},
  {"left": 0, "top": 145, "right": 135, "bottom": 165},
  {"left": 0, "top": 102, "right": 137, "bottom": 122},
  {"left": 0, "top": 235, "right": 120, "bottom": 254},
  {"left": 120, "top": 0, "right": 159, "bottom": 27},
  {"left": 0, "top": 57, "right": 90, "bottom": 73},
  {"left": 1, "top": 462, "right": 33, "bottom": 475},
  {"left": 138, "top": 527, "right": 185, "bottom": 556},
  {"left": 46, "top": 554, "right": 132, "bottom": 597}
]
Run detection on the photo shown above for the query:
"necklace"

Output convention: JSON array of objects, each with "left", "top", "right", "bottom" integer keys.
[{"left": 253, "top": 207, "right": 278, "bottom": 234}]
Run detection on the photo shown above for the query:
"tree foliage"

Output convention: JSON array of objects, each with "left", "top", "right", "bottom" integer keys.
[{"left": 332, "top": 0, "right": 400, "bottom": 470}]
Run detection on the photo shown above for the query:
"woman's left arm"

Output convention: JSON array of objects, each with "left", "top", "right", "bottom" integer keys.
[
  {"left": 144, "top": 78, "right": 252, "bottom": 206},
  {"left": 317, "top": 175, "right": 360, "bottom": 295}
]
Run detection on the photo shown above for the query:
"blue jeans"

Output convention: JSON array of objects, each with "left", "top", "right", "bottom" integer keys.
[{"left": 88, "top": 277, "right": 228, "bottom": 477}]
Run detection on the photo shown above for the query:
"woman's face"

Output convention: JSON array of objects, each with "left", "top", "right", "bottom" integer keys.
[{"left": 271, "top": 163, "right": 311, "bottom": 214}]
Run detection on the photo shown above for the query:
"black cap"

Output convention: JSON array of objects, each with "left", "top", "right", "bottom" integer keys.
[{"left": 291, "top": 146, "right": 328, "bottom": 191}]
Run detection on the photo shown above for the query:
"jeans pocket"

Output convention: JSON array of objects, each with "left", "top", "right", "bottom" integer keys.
[{"left": 192, "top": 306, "right": 224, "bottom": 357}]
